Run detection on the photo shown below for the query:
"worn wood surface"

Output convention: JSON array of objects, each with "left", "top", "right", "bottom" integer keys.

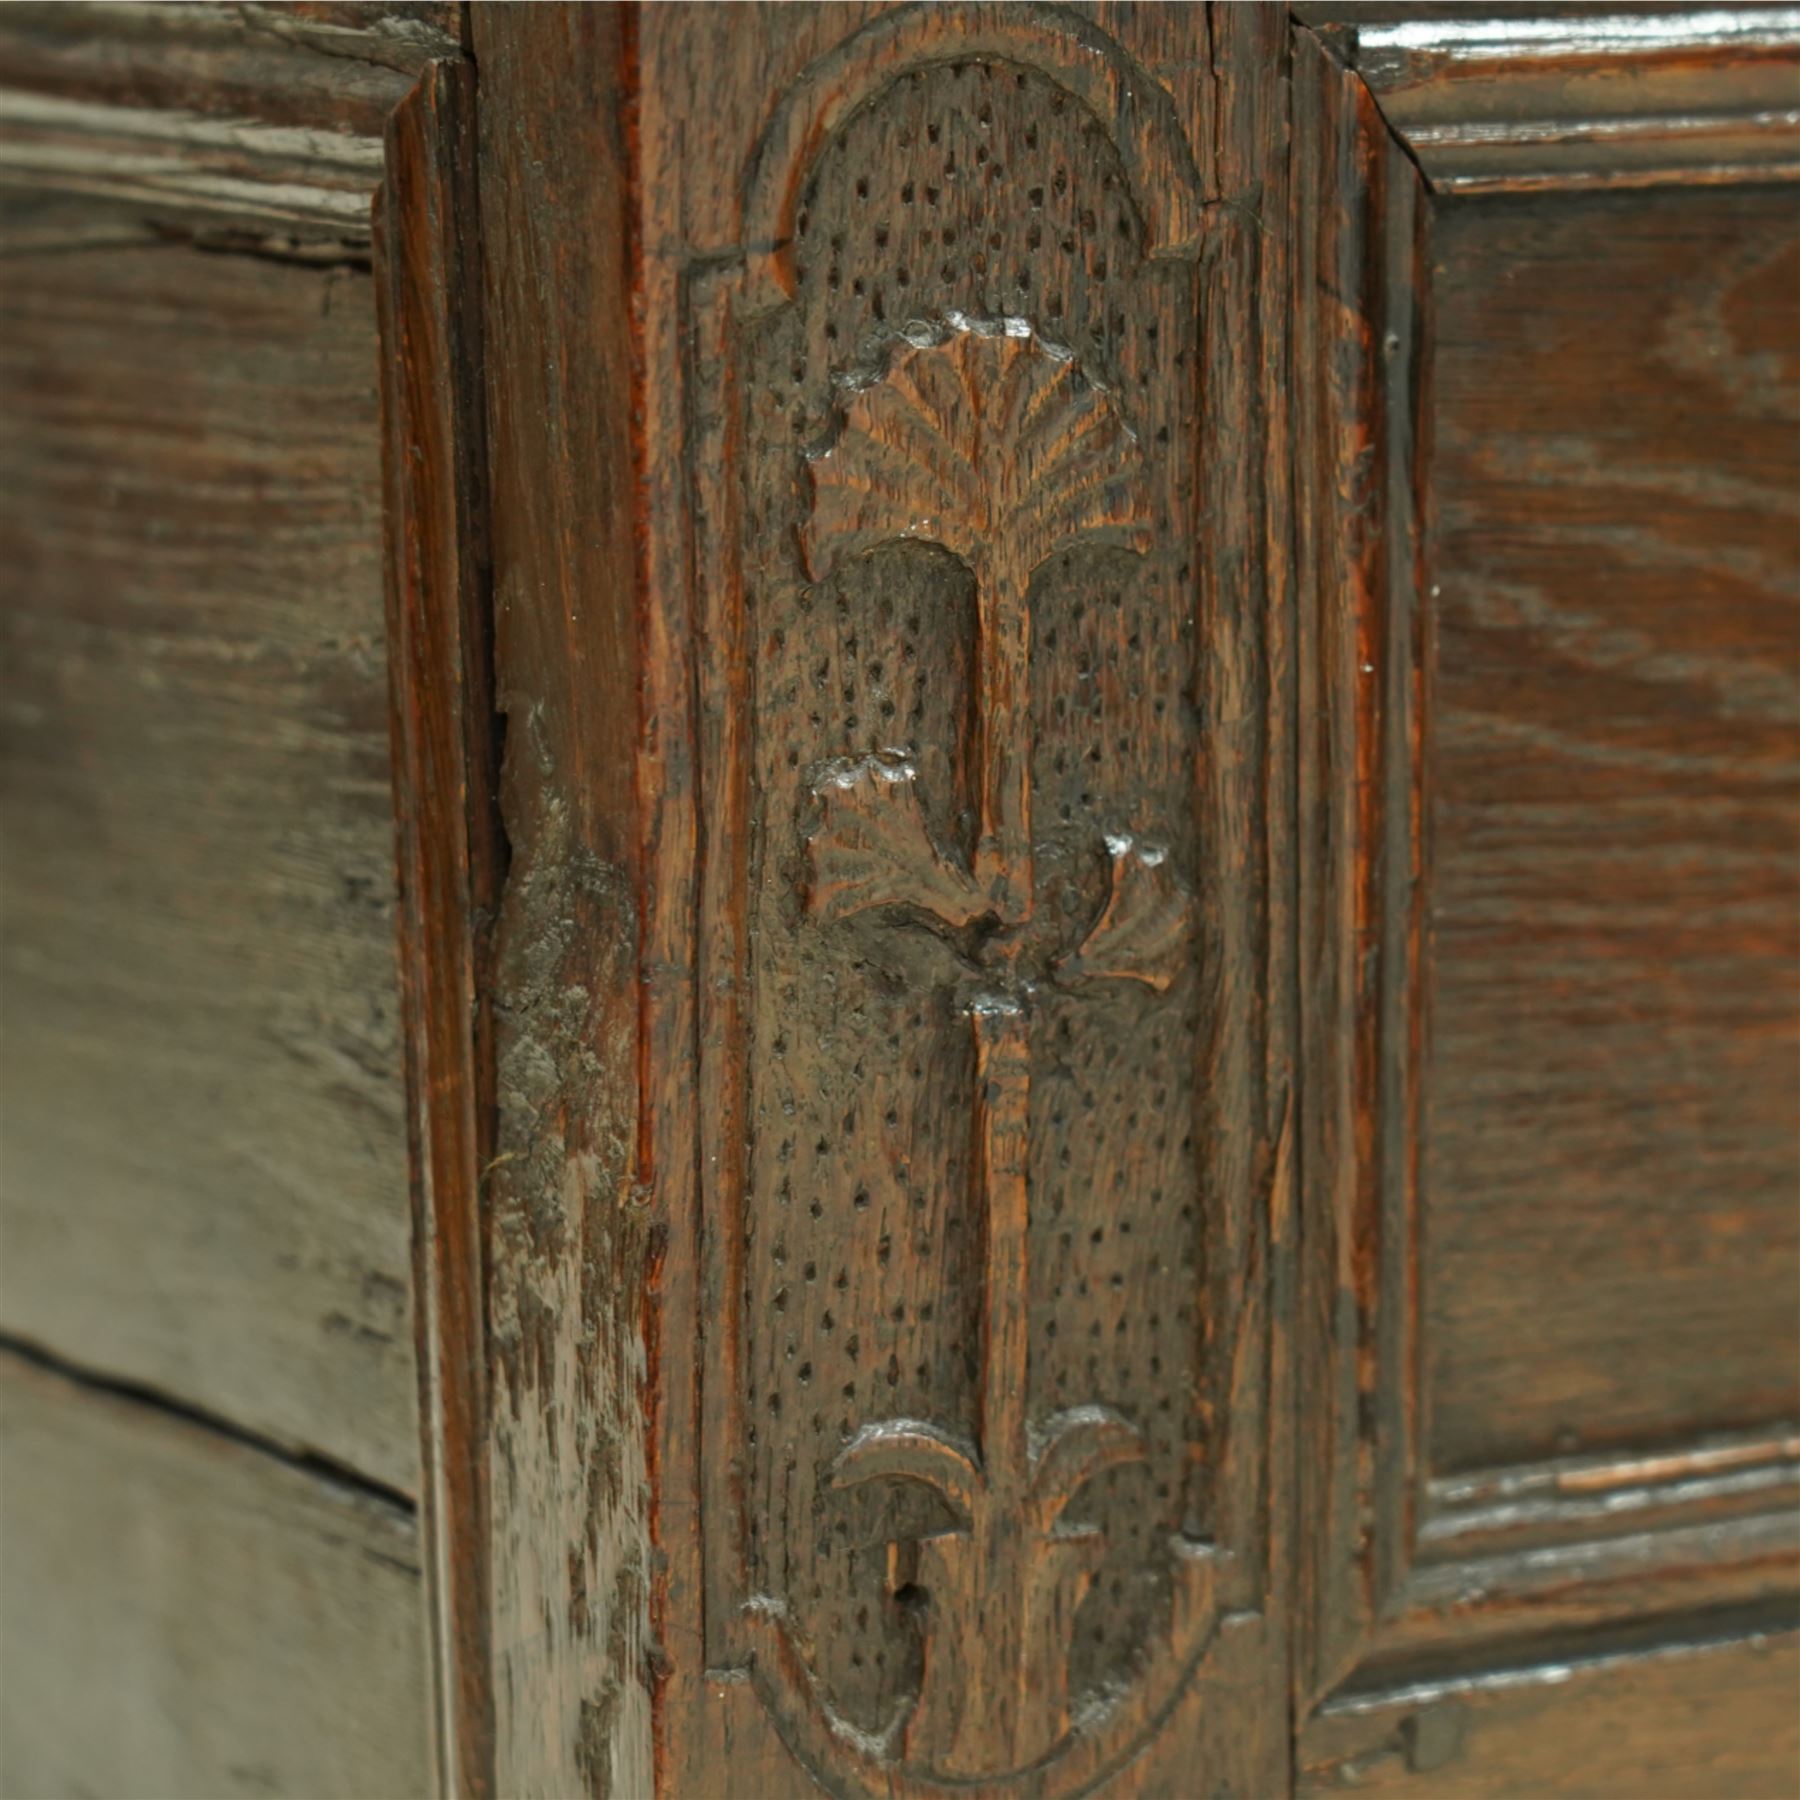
[
  {"left": 1426, "top": 183, "right": 1800, "bottom": 1475},
  {"left": 1297, "top": 1626, "right": 1800, "bottom": 1798},
  {"left": 0, "top": 202, "right": 418, "bottom": 1495},
  {"left": 469, "top": 8, "right": 650, "bottom": 1796},
  {"left": 0, "top": 2, "right": 463, "bottom": 236},
  {"left": 0, "top": 1346, "right": 430, "bottom": 1800}
]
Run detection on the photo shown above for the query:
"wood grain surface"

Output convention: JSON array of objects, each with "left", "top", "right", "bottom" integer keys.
[
  {"left": 0, "top": 1346, "right": 429, "bottom": 1800},
  {"left": 1288, "top": 26, "right": 1798, "bottom": 1791},
  {"left": 1426, "top": 184, "right": 1800, "bottom": 1475},
  {"left": 0, "top": 204, "right": 418, "bottom": 1494},
  {"left": 375, "top": 55, "right": 498, "bottom": 1800}
]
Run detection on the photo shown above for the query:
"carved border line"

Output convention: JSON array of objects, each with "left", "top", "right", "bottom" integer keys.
[
  {"left": 1292, "top": 18, "right": 1432, "bottom": 1711},
  {"left": 737, "top": 0, "right": 1206, "bottom": 310}
]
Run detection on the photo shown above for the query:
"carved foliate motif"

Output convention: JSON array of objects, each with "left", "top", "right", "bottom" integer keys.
[
  {"left": 710, "top": 38, "right": 1221, "bottom": 1794},
  {"left": 806, "top": 324, "right": 1154, "bottom": 929},
  {"left": 799, "top": 325, "right": 1200, "bottom": 1774}
]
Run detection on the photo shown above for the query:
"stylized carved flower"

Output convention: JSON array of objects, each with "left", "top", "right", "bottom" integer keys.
[
  {"left": 805, "top": 321, "right": 1154, "bottom": 925},
  {"left": 805, "top": 320, "right": 1152, "bottom": 590}
]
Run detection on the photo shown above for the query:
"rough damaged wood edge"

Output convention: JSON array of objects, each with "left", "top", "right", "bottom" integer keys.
[
  {"left": 1294, "top": 3, "right": 1800, "bottom": 192},
  {"left": 0, "top": 3, "right": 464, "bottom": 237},
  {"left": 1292, "top": 20, "right": 1431, "bottom": 1717},
  {"left": 469, "top": 8, "right": 654, "bottom": 1797},
  {"left": 374, "top": 53, "right": 499, "bottom": 1800},
  {"left": 212, "top": 2, "right": 469, "bottom": 73}
]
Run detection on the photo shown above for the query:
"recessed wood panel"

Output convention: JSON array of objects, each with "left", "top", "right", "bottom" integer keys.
[
  {"left": 1425, "top": 185, "right": 1800, "bottom": 1474},
  {"left": 0, "top": 209, "right": 417, "bottom": 1493}
]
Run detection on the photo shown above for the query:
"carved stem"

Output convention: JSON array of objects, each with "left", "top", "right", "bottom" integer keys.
[
  {"left": 972, "top": 555, "right": 1033, "bottom": 924},
  {"left": 971, "top": 999, "right": 1031, "bottom": 1488}
]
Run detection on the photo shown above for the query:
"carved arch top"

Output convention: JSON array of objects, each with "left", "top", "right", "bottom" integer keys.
[{"left": 740, "top": 2, "right": 1210, "bottom": 305}]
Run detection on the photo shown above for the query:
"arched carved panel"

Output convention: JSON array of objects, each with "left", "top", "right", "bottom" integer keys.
[{"left": 664, "top": 8, "right": 1291, "bottom": 1795}]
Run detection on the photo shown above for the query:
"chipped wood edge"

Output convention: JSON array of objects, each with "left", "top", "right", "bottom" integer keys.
[{"left": 467, "top": 8, "right": 655, "bottom": 1796}]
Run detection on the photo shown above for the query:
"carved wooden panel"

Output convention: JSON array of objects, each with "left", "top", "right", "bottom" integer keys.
[
  {"left": 734, "top": 81, "right": 1209, "bottom": 1771},
  {"left": 615, "top": 7, "right": 1291, "bottom": 1796},
  {"left": 733, "top": 74, "right": 1185, "bottom": 1800},
  {"left": 454, "top": 6, "right": 1799, "bottom": 1796}
]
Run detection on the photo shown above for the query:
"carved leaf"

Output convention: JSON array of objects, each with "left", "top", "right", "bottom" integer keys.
[
  {"left": 1026, "top": 1405, "right": 1147, "bottom": 1534},
  {"left": 1056, "top": 836, "right": 1191, "bottom": 993},
  {"left": 833, "top": 1418, "right": 982, "bottom": 1521},
  {"left": 804, "top": 753, "right": 987, "bottom": 928},
  {"left": 804, "top": 325, "right": 1153, "bottom": 588}
]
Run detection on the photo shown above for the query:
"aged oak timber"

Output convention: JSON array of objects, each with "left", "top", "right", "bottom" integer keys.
[{"left": 1, "top": 6, "right": 1797, "bottom": 1798}]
